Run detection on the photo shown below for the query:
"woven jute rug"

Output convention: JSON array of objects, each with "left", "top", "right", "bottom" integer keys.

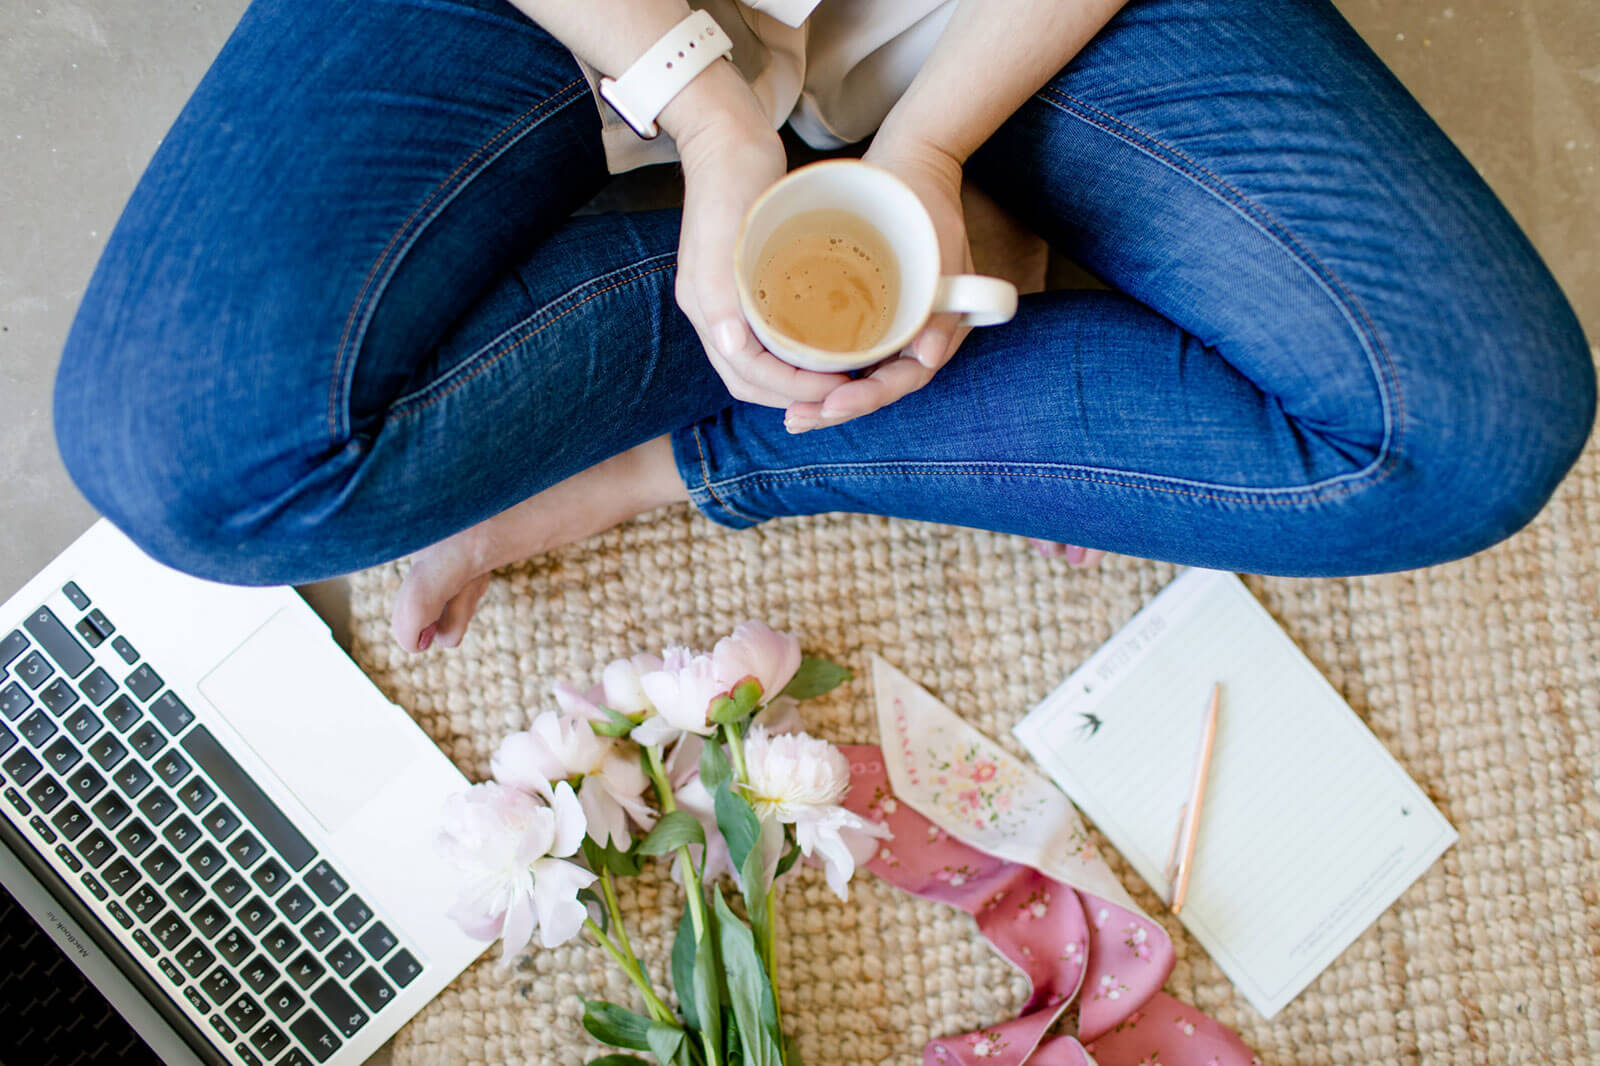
[{"left": 346, "top": 431, "right": 1600, "bottom": 1066}]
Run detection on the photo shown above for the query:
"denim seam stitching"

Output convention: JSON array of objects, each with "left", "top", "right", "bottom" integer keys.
[
  {"left": 387, "top": 260, "right": 679, "bottom": 418},
  {"left": 327, "top": 76, "right": 589, "bottom": 440},
  {"left": 387, "top": 252, "right": 677, "bottom": 412},
  {"left": 692, "top": 425, "right": 760, "bottom": 523},
  {"left": 1033, "top": 87, "right": 1408, "bottom": 501}
]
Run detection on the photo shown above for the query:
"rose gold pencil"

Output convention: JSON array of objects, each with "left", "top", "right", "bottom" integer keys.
[{"left": 1165, "top": 682, "right": 1222, "bottom": 915}]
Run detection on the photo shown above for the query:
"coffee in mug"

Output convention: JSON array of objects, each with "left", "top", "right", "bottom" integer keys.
[{"left": 751, "top": 210, "right": 900, "bottom": 354}]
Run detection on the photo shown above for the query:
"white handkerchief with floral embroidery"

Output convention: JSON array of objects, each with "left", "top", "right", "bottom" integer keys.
[{"left": 872, "top": 655, "right": 1141, "bottom": 914}]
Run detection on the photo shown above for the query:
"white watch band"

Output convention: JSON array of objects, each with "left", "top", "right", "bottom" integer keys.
[{"left": 599, "top": 10, "right": 734, "bottom": 141}]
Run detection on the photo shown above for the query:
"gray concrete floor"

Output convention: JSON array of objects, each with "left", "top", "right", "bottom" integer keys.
[{"left": 1, "top": 2, "right": 1596, "bottom": 1062}]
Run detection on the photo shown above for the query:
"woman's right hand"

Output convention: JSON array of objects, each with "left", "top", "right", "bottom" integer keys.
[{"left": 663, "top": 63, "right": 851, "bottom": 410}]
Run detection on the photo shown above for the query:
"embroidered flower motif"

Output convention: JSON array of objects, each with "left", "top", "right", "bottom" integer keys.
[
  {"left": 877, "top": 844, "right": 900, "bottom": 868},
  {"left": 1060, "top": 942, "right": 1082, "bottom": 963},
  {"left": 965, "top": 1030, "right": 1009, "bottom": 1058},
  {"left": 971, "top": 761, "right": 998, "bottom": 783},
  {"left": 935, "top": 864, "right": 978, "bottom": 887},
  {"left": 1124, "top": 921, "right": 1153, "bottom": 961},
  {"left": 1137, "top": 1055, "right": 1164, "bottom": 1066},
  {"left": 923, "top": 743, "right": 1049, "bottom": 835},
  {"left": 926, "top": 825, "right": 946, "bottom": 843},
  {"left": 1017, "top": 889, "right": 1051, "bottom": 920},
  {"left": 1095, "top": 907, "right": 1110, "bottom": 928},
  {"left": 1094, "top": 974, "right": 1127, "bottom": 1001},
  {"left": 1173, "top": 1017, "right": 1196, "bottom": 1036}
]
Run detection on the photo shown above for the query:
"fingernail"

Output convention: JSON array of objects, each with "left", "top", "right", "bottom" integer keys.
[
  {"left": 417, "top": 625, "right": 435, "bottom": 651},
  {"left": 786, "top": 419, "right": 815, "bottom": 434},
  {"left": 715, "top": 319, "right": 744, "bottom": 358}
]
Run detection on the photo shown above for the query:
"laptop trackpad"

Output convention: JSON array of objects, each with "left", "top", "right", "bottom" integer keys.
[{"left": 198, "top": 608, "right": 421, "bottom": 836}]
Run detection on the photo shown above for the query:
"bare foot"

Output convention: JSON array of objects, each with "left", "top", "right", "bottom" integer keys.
[
  {"left": 1028, "top": 539, "right": 1109, "bottom": 568},
  {"left": 391, "top": 436, "right": 688, "bottom": 652}
]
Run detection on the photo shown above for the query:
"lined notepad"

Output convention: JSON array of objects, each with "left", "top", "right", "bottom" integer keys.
[{"left": 1013, "top": 568, "right": 1455, "bottom": 1018}]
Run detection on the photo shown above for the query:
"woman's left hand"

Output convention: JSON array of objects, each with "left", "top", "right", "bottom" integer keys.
[{"left": 783, "top": 137, "right": 973, "bottom": 433}]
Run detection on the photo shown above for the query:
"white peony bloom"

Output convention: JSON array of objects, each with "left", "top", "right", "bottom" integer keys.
[
  {"left": 636, "top": 650, "right": 725, "bottom": 747},
  {"left": 491, "top": 710, "right": 655, "bottom": 848},
  {"left": 711, "top": 622, "right": 802, "bottom": 706},
  {"left": 601, "top": 653, "right": 664, "bottom": 714}
]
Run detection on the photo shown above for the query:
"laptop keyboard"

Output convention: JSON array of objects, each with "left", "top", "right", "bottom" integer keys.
[{"left": 0, "top": 583, "right": 424, "bottom": 1065}]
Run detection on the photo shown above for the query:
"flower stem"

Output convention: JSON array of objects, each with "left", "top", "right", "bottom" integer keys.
[
  {"left": 764, "top": 883, "right": 785, "bottom": 1045},
  {"left": 584, "top": 918, "right": 674, "bottom": 1023},
  {"left": 600, "top": 868, "right": 648, "bottom": 987},
  {"left": 644, "top": 745, "right": 708, "bottom": 941},
  {"left": 721, "top": 721, "right": 749, "bottom": 784}
]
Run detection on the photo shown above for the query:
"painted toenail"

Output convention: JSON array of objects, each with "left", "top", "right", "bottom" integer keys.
[{"left": 418, "top": 625, "right": 435, "bottom": 651}]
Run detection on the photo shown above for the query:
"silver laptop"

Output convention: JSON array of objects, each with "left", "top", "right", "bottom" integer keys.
[{"left": 0, "top": 520, "right": 482, "bottom": 1065}]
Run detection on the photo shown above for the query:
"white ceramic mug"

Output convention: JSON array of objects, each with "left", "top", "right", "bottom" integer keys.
[{"left": 735, "top": 160, "right": 1019, "bottom": 373}]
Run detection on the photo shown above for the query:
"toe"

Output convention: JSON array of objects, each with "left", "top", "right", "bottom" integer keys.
[
  {"left": 393, "top": 557, "right": 466, "bottom": 652},
  {"left": 433, "top": 574, "right": 491, "bottom": 649}
]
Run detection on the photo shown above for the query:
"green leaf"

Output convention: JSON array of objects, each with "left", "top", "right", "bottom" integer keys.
[
  {"left": 779, "top": 657, "right": 852, "bottom": 700},
  {"left": 709, "top": 695, "right": 743, "bottom": 725},
  {"left": 591, "top": 705, "right": 637, "bottom": 737},
  {"left": 740, "top": 841, "right": 769, "bottom": 941},
  {"left": 670, "top": 908, "right": 701, "bottom": 1031},
  {"left": 585, "top": 1057, "right": 652, "bottom": 1066},
  {"left": 637, "top": 810, "right": 706, "bottom": 856},
  {"left": 577, "top": 887, "right": 607, "bottom": 932},
  {"left": 693, "top": 912, "right": 722, "bottom": 1058},
  {"left": 713, "top": 889, "right": 782, "bottom": 1066},
  {"left": 732, "top": 679, "right": 763, "bottom": 715},
  {"left": 774, "top": 842, "right": 801, "bottom": 879},
  {"left": 646, "top": 1022, "right": 684, "bottom": 1066},
  {"left": 605, "top": 844, "right": 642, "bottom": 878},
  {"left": 582, "top": 1001, "right": 654, "bottom": 1051},
  {"left": 784, "top": 1033, "right": 803, "bottom": 1066},
  {"left": 699, "top": 738, "right": 733, "bottom": 791},
  {"left": 714, "top": 784, "right": 761, "bottom": 874}
]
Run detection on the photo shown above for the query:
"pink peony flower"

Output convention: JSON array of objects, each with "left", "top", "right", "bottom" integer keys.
[
  {"left": 600, "top": 653, "right": 665, "bottom": 714},
  {"left": 636, "top": 649, "right": 725, "bottom": 747},
  {"left": 436, "top": 781, "right": 596, "bottom": 962},
  {"left": 491, "top": 711, "right": 655, "bottom": 848},
  {"left": 711, "top": 621, "right": 801, "bottom": 706}
]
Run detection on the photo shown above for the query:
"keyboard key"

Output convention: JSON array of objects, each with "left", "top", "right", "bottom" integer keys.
[
  {"left": 240, "top": 955, "right": 278, "bottom": 994},
  {"left": 383, "top": 949, "right": 421, "bottom": 988},
  {"left": 227, "top": 832, "right": 265, "bottom": 868},
  {"left": 202, "top": 965, "right": 241, "bottom": 1005},
  {"left": 252, "top": 858, "right": 289, "bottom": 896},
  {"left": 39, "top": 678, "right": 77, "bottom": 716},
  {"left": 132, "top": 929, "right": 159, "bottom": 958},
  {"left": 78, "top": 829, "right": 115, "bottom": 868},
  {"left": 168, "top": 872, "right": 205, "bottom": 911},
  {"left": 289, "top": 1010, "right": 341, "bottom": 1063},
  {"left": 66, "top": 763, "right": 104, "bottom": 801},
  {"left": 227, "top": 993, "right": 266, "bottom": 1033},
  {"left": 91, "top": 791, "right": 131, "bottom": 829},
  {"left": 140, "top": 845, "right": 180, "bottom": 884},
  {"left": 286, "top": 950, "right": 324, "bottom": 990},
  {"left": 129, "top": 884, "right": 163, "bottom": 923},
  {"left": 208, "top": 1014, "right": 237, "bottom": 1045},
  {"left": 28, "top": 815, "right": 57, "bottom": 844},
  {"left": 0, "top": 682, "right": 30, "bottom": 720},
  {"left": 52, "top": 802, "right": 91, "bottom": 840},
  {"left": 249, "top": 1021, "right": 289, "bottom": 1059},
  {"left": 202, "top": 804, "right": 241, "bottom": 841},
  {"left": 177, "top": 937, "right": 216, "bottom": 978},
  {"left": 310, "top": 977, "right": 368, "bottom": 1038},
  {"left": 217, "top": 926, "right": 253, "bottom": 966},
  {"left": 4, "top": 786, "right": 30, "bottom": 816},
  {"left": 214, "top": 869, "right": 250, "bottom": 907},
  {"left": 188, "top": 841, "right": 225, "bottom": 880},
  {"left": 105, "top": 695, "right": 141, "bottom": 732},
  {"left": 234, "top": 1043, "right": 262, "bottom": 1066},
  {"left": 83, "top": 608, "right": 114, "bottom": 640},
  {"left": 179, "top": 776, "right": 215, "bottom": 814},
  {"left": 138, "top": 788, "right": 177, "bottom": 825},
  {"left": 265, "top": 980, "right": 304, "bottom": 1021},
  {"left": 184, "top": 986, "right": 210, "bottom": 1014},
  {"left": 63, "top": 706, "right": 103, "bottom": 743},
  {"left": 261, "top": 922, "right": 299, "bottom": 962},
  {"left": 19, "top": 709, "right": 57, "bottom": 747},
  {"left": 128, "top": 717, "right": 164, "bottom": 758},
  {"left": 25, "top": 606, "right": 91, "bottom": 678},
  {"left": 276, "top": 884, "right": 314, "bottom": 925},
  {"left": 44, "top": 738, "right": 82, "bottom": 776},
  {"left": 88, "top": 733, "right": 127, "bottom": 771},
  {"left": 193, "top": 900, "right": 229, "bottom": 939},
  {"left": 80, "top": 872, "right": 108, "bottom": 900},
  {"left": 54, "top": 842, "right": 83, "bottom": 872},
  {"left": 237, "top": 896, "right": 274, "bottom": 934},
  {"left": 151, "top": 911, "right": 189, "bottom": 949},
  {"left": 117, "top": 817, "right": 156, "bottom": 857},
  {"left": 163, "top": 815, "right": 201, "bottom": 852},
  {"left": 62, "top": 582, "right": 90, "bottom": 610},
  {"left": 151, "top": 691, "right": 194, "bottom": 734},
  {"left": 15, "top": 652, "right": 53, "bottom": 690},
  {"left": 302, "top": 913, "right": 339, "bottom": 952},
  {"left": 0, "top": 630, "right": 27, "bottom": 669},
  {"left": 75, "top": 617, "right": 107, "bottom": 648},
  {"left": 26, "top": 774, "right": 68, "bottom": 814},
  {"left": 0, "top": 722, "right": 13, "bottom": 757},
  {"left": 107, "top": 900, "right": 133, "bottom": 928},
  {"left": 113, "top": 760, "right": 153, "bottom": 799},
  {"left": 3, "top": 748, "right": 42, "bottom": 786},
  {"left": 126, "top": 664, "right": 163, "bottom": 701},
  {"left": 302, "top": 861, "right": 348, "bottom": 906},
  {"left": 333, "top": 894, "right": 372, "bottom": 934},
  {"left": 327, "top": 940, "right": 362, "bottom": 979},
  {"left": 102, "top": 856, "right": 139, "bottom": 896},
  {"left": 183, "top": 726, "right": 315, "bottom": 871},
  {"left": 153, "top": 750, "right": 190, "bottom": 787},
  {"left": 281, "top": 1046, "right": 316, "bottom": 1066},
  {"left": 79, "top": 667, "right": 116, "bottom": 706},
  {"left": 111, "top": 636, "right": 138, "bottom": 665},
  {"left": 350, "top": 967, "right": 396, "bottom": 1013}
]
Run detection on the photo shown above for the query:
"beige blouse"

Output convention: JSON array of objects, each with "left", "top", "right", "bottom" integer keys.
[{"left": 578, "top": 0, "right": 955, "bottom": 173}]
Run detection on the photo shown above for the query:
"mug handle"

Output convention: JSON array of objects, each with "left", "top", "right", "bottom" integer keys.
[{"left": 932, "top": 274, "right": 1019, "bottom": 327}]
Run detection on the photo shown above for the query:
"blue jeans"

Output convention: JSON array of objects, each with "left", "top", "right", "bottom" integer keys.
[{"left": 55, "top": 0, "right": 1593, "bottom": 585}]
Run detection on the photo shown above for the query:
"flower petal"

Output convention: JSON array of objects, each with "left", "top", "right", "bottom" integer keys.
[{"left": 548, "top": 781, "right": 588, "bottom": 858}]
